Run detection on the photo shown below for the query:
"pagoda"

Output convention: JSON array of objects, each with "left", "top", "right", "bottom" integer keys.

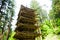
[{"left": 14, "top": 5, "right": 40, "bottom": 40}]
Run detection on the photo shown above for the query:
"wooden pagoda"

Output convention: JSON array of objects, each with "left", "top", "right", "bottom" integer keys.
[{"left": 14, "top": 5, "right": 40, "bottom": 40}]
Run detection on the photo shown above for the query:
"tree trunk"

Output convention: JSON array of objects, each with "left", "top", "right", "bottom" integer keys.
[{"left": 6, "top": 25, "right": 10, "bottom": 40}]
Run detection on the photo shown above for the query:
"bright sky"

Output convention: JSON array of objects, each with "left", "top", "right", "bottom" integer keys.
[{"left": 12, "top": 0, "right": 52, "bottom": 30}]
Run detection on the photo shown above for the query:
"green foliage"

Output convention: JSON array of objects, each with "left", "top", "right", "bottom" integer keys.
[
  {"left": 55, "top": 18, "right": 60, "bottom": 26},
  {"left": 41, "top": 20, "right": 54, "bottom": 39},
  {"left": 0, "top": 0, "right": 14, "bottom": 40},
  {"left": 49, "top": 10, "right": 54, "bottom": 19},
  {"left": 48, "top": 0, "right": 60, "bottom": 40},
  {"left": 8, "top": 32, "right": 16, "bottom": 40},
  {"left": 52, "top": 0, "right": 60, "bottom": 22},
  {"left": 53, "top": 26, "right": 60, "bottom": 35}
]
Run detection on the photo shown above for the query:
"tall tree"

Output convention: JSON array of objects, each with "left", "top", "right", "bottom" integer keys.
[
  {"left": 49, "top": 0, "right": 60, "bottom": 34},
  {"left": 52, "top": 0, "right": 60, "bottom": 26},
  {"left": 0, "top": 0, "right": 14, "bottom": 40}
]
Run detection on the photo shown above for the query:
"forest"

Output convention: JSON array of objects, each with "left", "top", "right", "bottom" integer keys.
[{"left": 0, "top": 0, "right": 60, "bottom": 40}]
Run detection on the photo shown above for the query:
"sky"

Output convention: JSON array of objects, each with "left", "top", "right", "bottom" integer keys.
[{"left": 12, "top": 0, "right": 52, "bottom": 30}]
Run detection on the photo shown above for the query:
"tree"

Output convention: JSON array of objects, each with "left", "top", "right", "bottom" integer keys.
[
  {"left": 52, "top": 0, "right": 60, "bottom": 26},
  {"left": 49, "top": 0, "right": 60, "bottom": 35},
  {"left": 0, "top": 0, "right": 14, "bottom": 40}
]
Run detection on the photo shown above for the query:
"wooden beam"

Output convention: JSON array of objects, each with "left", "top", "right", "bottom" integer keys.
[
  {"left": 14, "top": 31, "right": 40, "bottom": 39},
  {"left": 16, "top": 23, "right": 39, "bottom": 30}
]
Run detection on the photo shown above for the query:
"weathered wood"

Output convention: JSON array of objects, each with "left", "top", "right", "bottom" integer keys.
[
  {"left": 18, "top": 16, "right": 36, "bottom": 23},
  {"left": 18, "top": 5, "right": 36, "bottom": 20},
  {"left": 17, "top": 38, "right": 35, "bottom": 40},
  {"left": 16, "top": 23, "right": 38, "bottom": 30},
  {"left": 16, "top": 38, "right": 35, "bottom": 40},
  {"left": 18, "top": 10, "right": 36, "bottom": 18},
  {"left": 15, "top": 27, "right": 35, "bottom": 32},
  {"left": 14, "top": 31, "right": 40, "bottom": 39},
  {"left": 14, "top": 5, "right": 40, "bottom": 40},
  {"left": 19, "top": 38, "right": 35, "bottom": 40},
  {"left": 20, "top": 5, "right": 35, "bottom": 12},
  {"left": 18, "top": 13, "right": 35, "bottom": 19},
  {"left": 17, "top": 16, "right": 36, "bottom": 25}
]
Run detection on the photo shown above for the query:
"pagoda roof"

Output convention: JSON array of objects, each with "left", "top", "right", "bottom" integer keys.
[
  {"left": 16, "top": 23, "right": 39, "bottom": 30},
  {"left": 14, "top": 31, "right": 40, "bottom": 39},
  {"left": 17, "top": 16, "right": 36, "bottom": 25}
]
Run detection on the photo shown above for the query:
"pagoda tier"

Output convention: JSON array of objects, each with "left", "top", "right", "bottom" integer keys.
[
  {"left": 17, "top": 16, "right": 36, "bottom": 25},
  {"left": 14, "top": 31, "right": 40, "bottom": 39},
  {"left": 18, "top": 5, "right": 35, "bottom": 19},
  {"left": 19, "top": 38, "right": 35, "bottom": 40},
  {"left": 18, "top": 11, "right": 36, "bottom": 19},
  {"left": 15, "top": 23, "right": 39, "bottom": 31}
]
